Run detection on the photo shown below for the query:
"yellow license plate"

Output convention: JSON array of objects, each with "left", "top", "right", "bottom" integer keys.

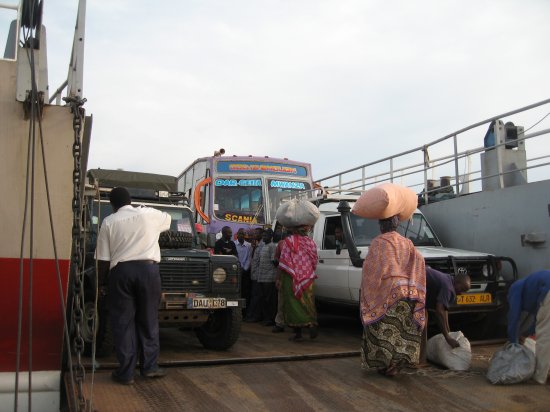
[
  {"left": 456, "top": 293, "right": 492, "bottom": 305},
  {"left": 188, "top": 297, "right": 226, "bottom": 309}
]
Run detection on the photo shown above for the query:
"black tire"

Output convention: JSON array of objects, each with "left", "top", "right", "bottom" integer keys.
[
  {"left": 159, "top": 231, "right": 193, "bottom": 249},
  {"left": 82, "top": 297, "right": 113, "bottom": 358},
  {"left": 82, "top": 300, "right": 98, "bottom": 356},
  {"left": 195, "top": 308, "right": 242, "bottom": 350}
]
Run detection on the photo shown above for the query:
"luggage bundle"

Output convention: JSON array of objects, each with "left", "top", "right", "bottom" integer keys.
[
  {"left": 351, "top": 183, "right": 417, "bottom": 221},
  {"left": 275, "top": 199, "right": 320, "bottom": 228},
  {"left": 486, "top": 343, "right": 536, "bottom": 384},
  {"left": 426, "top": 331, "right": 472, "bottom": 371}
]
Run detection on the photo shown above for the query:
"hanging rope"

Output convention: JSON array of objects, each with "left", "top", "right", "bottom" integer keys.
[
  {"left": 15, "top": 21, "right": 40, "bottom": 412},
  {"left": 14, "top": 4, "right": 89, "bottom": 411}
]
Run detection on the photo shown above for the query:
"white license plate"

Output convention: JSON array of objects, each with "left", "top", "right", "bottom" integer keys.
[{"left": 188, "top": 297, "right": 227, "bottom": 309}]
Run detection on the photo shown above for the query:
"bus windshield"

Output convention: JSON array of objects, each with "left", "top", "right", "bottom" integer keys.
[
  {"left": 350, "top": 212, "right": 440, "bottom": 247},
  {"left": 213, "top": 178, "right": 265, "bottom": 224},
  {"left": 267, "top": 179, "right": 312, "bottom": 219}
]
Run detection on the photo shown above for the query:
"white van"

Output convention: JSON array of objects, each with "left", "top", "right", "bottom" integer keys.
[{"left": 310, "top": 197, "right": 517, "bottom": 336}]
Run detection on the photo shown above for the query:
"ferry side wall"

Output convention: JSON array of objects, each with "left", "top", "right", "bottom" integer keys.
[
  {"left": 0, "top": 58, "right": 75, "bottom": 372},
  {"left": 420, "top": 180, "right": 550, "bottom": 279}
]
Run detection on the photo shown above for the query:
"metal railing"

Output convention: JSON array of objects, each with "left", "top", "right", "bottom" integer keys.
[{"left": 315, "top": 98, "right": 550, "bottom": 205}]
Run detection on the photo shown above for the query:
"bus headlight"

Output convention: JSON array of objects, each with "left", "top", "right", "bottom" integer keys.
[{"left": 213, "top": 267, "right": 227, "bottom": 283}]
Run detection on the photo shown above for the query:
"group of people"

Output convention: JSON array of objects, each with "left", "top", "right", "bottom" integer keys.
[
  {"left": 360, "top": 213, "right": 550, "bottom": 385},
  {"left": 214, "top": 224, "right": 319, "bottom": 341},
  {"left": 96, "top": 186, "right": 549, "bottom": 386}
]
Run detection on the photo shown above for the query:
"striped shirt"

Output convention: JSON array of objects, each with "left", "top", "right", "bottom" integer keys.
[{"left": 256, "top": 241, "right": 277, "bottom": 283}]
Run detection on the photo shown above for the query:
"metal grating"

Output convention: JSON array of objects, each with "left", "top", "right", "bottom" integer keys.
[
  {"left": 159, "top": 260, "right": 210, "bottom": 292},
  {"left": 427, "top": 259, "right": 491, "bottom": 282}
]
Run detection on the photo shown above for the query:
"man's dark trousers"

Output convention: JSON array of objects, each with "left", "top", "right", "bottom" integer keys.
[{"left": 109, "top": 260, "right": 161, "bottom": 380}]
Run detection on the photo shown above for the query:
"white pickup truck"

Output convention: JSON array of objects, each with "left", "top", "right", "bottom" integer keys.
[{"left": 310, "top": 197, "right": 517, "bottom": 337}]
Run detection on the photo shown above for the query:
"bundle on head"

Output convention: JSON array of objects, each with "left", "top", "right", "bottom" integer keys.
[
  {"left": 351, "top": 183, "right": 417, "bottom": 221},
  {"left": 275, "top": 199, "right": 320, "bottom": 228}
]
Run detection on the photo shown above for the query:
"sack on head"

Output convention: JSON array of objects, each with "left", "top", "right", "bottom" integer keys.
[
  {"left": 351, "top": 183, "right": 417, "bottom": 221},
  {"left": 275, "top": 199, "right": 320, "bottom": 228}
]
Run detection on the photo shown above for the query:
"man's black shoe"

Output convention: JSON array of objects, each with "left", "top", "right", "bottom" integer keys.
[
  {"left": 272, "top": 325, "right": 285, "bottom": 333},
  {"left": 142, "top": 368, "right": 167, "bottom": 378},
  {"left": 111, "top": 371, "right": 134, "bottom": 385}
]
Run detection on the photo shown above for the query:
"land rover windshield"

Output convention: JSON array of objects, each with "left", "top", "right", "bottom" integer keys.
[
  {"left": 350, "top": 212, "right": 441, "bottom": 247},
  {"left": 92, "top": 202, "right": 194, "bottom": 233}
]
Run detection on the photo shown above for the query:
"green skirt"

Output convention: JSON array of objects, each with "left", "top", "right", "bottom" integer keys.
[
  {"left": 281, "top": 273, "right": 317, "bottom": 328},
  {"left": 361, "top": 300, "right": 421, "bottom": 370}
]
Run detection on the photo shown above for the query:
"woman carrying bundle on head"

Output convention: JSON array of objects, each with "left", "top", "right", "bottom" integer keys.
[
  {"left": 275, "top": 199, "right": 320, "bottom": 342},
  {"left": 277, "top": 225, "right": 319, "bottom": 341},
  {"left": 353, "top": 183, "right": 426, "bottom": 377}
]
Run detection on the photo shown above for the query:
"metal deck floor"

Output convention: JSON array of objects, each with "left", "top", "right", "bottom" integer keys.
[{"left": 70, "top": 314, "right": 550, "bottom": 411}]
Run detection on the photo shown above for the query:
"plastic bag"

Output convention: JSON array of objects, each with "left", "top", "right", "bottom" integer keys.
[
  {"left": 486, "top": 343, "right": 536, "bottom": 384},
  {"left": 351, "top": 183, "right": 417, "bottom": 221},
  {"left": 426, "top": 331, "right": 472, "bottom": 371},
  {"left": 523, "top": 337, "right": 536, "bottom": 354},
  {"left": 275, "top": 199, "right": 320, "bottom": 227}
]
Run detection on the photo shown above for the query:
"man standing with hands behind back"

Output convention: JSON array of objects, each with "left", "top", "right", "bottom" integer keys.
[{"left": 96, "top": 187, "right": 171, "bottom": 385}]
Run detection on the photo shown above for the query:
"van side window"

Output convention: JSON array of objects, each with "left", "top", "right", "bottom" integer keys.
[{"left": 323, "top": 216, "right": 346, "bottom": 250}]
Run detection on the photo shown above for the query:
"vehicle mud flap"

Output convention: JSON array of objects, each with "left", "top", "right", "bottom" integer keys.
[{"left": 195, "top": 307, "right": 242, "bottom": 350}]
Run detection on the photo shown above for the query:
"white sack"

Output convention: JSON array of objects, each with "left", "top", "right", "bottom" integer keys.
[
  {"left": 486, "top": 343, "right": 535, "bottom": 384},
  {"left": 275, "top": 199, "right": 320, "bottom": 227},
  {"left": 426, "top": 331, "right": 472, "bottom": 371}
]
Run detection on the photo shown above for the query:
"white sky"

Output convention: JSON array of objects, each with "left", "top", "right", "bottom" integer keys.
[{"left": 13, "top": 0, "right": 550, "bottom": 181}]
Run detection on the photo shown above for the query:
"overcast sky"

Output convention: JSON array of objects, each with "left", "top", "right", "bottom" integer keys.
[{"left": 23, "top": 1, "right": 550, "bottom": 181}]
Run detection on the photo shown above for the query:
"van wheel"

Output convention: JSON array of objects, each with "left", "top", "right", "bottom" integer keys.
[{"left": 195, "top": 308, "right": 242, "bottom": 350}]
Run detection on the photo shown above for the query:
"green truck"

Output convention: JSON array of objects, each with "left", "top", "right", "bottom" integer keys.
[{"left": 80, "top": 169, "right": 244, "bottom": 354}]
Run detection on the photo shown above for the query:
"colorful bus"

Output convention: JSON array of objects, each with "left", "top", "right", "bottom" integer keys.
[{"left": 177, "top": 154, "right": 315, "bottom": 235}]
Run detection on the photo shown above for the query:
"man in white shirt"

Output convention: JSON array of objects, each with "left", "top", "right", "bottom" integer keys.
[{"left": 96, "top": 187, "right": 171, "bottom": 385}]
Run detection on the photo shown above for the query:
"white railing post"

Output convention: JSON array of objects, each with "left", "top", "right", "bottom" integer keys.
[
  {"left": 453, "top": 135, "right": 460, "bottom": 196},
  {"left": 423, "top": 146, "right": 429, "bottom": 205}
]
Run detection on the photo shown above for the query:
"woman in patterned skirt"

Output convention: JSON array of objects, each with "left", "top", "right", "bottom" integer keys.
[
  {"left": 277, "top": 225, "right": 319, "bottom": 341},
  {"left": 360, "top": 215, "right": 426, "bottom": 376}
]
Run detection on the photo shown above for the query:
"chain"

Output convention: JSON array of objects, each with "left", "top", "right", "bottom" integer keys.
[{"left": 64, "top": 95, "right": 88, "bottom": 411}]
